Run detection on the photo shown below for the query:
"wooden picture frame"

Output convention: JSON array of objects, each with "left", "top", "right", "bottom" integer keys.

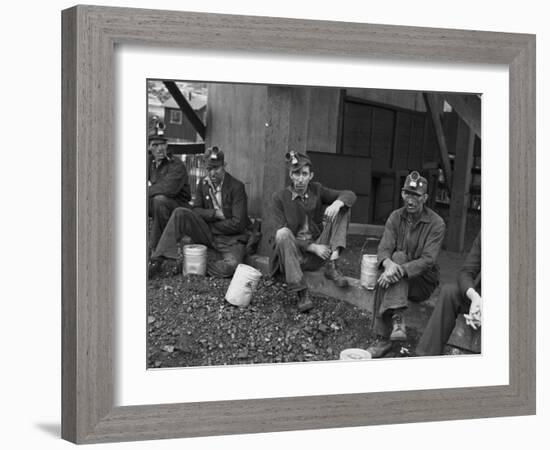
[{"left": 61, "top": 5, "right": 536, "bottom": 444}]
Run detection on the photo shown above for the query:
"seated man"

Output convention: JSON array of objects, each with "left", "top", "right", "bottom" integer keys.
[
  {"left": 367, "top": 171, "right": 445, "bottom": 358},
  {"left": 148, "top": 146, "right": 250, "bottom": 278},
  {"left": 415, "top": 232, "right": 481, "bottom": 356},
  {"left": 148, "top": 130, "right": 191, "bottom": 254},
  {"left": 269, "top": 151, "right": 356, "bottom": 313}
]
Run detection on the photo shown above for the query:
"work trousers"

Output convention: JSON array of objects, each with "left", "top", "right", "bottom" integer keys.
[
  {"left": 152, "top": 207, "right": 245, "bottom": 278},
  {"left": 273, "top": 209, "right": 350, "bottom": 292},
  {"left": 371, "top": 251, "right": 438, "bottom": 338},
  {"left": 415, "top": 283, "right": 471, "bottom": 356},
  {"left": 148, "top": 195, "right": 187, "bottom": 253}
]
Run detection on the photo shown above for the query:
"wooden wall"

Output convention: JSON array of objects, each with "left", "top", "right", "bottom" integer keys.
[
  {"left": 206, "top": 84, "right": 267, "bottom": 217},
  {"left": 346, "top": 88, "right": 426, "bottom": 112}
]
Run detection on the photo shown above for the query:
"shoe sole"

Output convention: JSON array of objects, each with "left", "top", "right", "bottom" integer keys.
[{"left": 366, "top": 345, "right": 393, "bottom": 358}]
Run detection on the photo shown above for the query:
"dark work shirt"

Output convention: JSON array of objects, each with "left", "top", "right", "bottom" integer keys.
[
  {"left": 271, "top": 182, "right": 356, "bottom": 250},
  {"left": 377, "top": 206, "right": 445, "bottom": 282},
  {"left": 148, "top": 156, "right": 191, "bottom": 205}
]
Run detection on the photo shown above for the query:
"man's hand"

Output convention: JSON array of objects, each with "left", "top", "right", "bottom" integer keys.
[
  {"left": 464, "top": 288, "right": 482, "bottom": 329},
  {"left": 307, "top": 243, "right": 331, "bottom": 260},
  {"left": 377, "top": 259, "right": 405, "bottom": 288},
  {"left": 324, "top": 200, "right": 344, "bottom": 222},
  {"left": 214, "top": 209, "right": 225, "bottom": 220}
]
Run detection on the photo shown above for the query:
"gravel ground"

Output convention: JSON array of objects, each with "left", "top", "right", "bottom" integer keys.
[{"left": 147, "top": 236, "right": 419, "bottom": 369}]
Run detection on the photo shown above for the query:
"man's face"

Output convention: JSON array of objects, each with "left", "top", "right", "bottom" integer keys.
[
  {"left": 401, "top": 190, "right": 428, "bottom": 215},
  {"left": 290, "top": 165, "right": 313, "bottom": 193},
  {"left": 208, "top": 165, "right": 226, "bottom": 185},
  {"left": 149, "top": 140, "right": 168, "bottom": 162}
]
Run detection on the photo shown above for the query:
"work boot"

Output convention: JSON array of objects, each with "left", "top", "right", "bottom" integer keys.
[
  {"left": 324, "top": 260, "right": 349, "bottom": 288},
  {"left": 366, "top": 336, "right": 393, "bottom": 358},
  {"left": 297, "top": 289, "right": 314, "bottom": 313},
  {"left": 147, "top": 258, "right": 164, "bottom": 279},
  {"left": 390, "top": 311, "right": 407, "bottom": 341}
]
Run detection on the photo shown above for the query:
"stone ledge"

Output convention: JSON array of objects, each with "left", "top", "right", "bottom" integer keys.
[{"left": 245, "top": 254, "right": 438, "bottom": 336}]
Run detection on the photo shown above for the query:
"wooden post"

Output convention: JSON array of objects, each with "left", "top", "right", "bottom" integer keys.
[
  {"left": 423, "top": 93, "right": 453, "bottom": 191},
  {"left": 258, "top": 86, "right": 292, "bottom": 255},
  {"left": 447, "top": 117, "right": 475, "bottom": 252}
]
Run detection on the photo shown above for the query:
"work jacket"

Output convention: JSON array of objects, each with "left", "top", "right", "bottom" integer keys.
[
  {"left": 270, "top": 182, "right": 356, "bottom": 250},
  {"left": 377, "top": 206, "right": 445, "bottom": 283},
  {"left": 193, "top": 172, "right": 251, "bottom": 237},
  {"left": 148, "top": 155, "right": 191, "bottom": 205}
]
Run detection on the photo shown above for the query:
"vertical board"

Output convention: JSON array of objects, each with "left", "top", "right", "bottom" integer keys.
[
  {"left": 258, "top": 86, "right": 293, "bottom": 255},
  {"left": 407, "top": 115, "right": 425, "bottom": 169},
  {"left": 341, "top": 101, "right": 373, "bottom": 156},
  {"left": 206, "top": 84, "right": 267, "bottom": 217},
  {"left": 393, "top": 111, "right": 412, "bottom": 169},
  {"left": 306, "top": 88, "right": 341, "bottom": 153},
  {"left": 371, "top": 107, "right": 395, "bottom": 169}
]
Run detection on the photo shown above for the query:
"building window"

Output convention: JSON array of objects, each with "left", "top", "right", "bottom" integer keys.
[{"left": 170, "top": 109, "right": 182, "bottom": 125}]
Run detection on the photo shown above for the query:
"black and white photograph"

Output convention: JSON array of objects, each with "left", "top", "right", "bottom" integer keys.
[{"left": 146, "top": 79, "right": 482, "bottom": 368}]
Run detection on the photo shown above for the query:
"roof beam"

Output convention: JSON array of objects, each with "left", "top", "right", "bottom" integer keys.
[
  {"left": 443, "top": 93, "right": 481, "bottom": 138},
  {"left": 423, "top": 93, "right": 453, "bottom": 190}
]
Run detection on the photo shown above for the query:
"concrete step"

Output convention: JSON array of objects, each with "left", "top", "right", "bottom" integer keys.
[{"left": 245, "top": 253, "right": 437, "bottom": 336}]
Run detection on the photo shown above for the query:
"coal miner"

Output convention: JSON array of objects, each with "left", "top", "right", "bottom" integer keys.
[
  {"left": 415, "top": 231, "right": 481, "bottom": 356},
  {"left": 366, "top": 171, "right": 445, "bottom": 358},
  {"left": 148, "top": 129, "right": 191, "bottom": 254},
  {"left": 269, "top": 151, "right": 357, "bottom": 313},
  {"left": 148, "top": 146, "right": 251, "bottom": 278}
]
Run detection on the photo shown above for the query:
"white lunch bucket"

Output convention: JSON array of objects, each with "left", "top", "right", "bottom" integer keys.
[
  {"left": 182, "top": 244, "right": 207, "bottom": 276},
  {"left": 225, "top": 264, "right": 262, "bottom": 307},
  {"left": 340, "top": 348, "right": 372, "bottom": 360},
  {"left": 360, "top": 254, "right": 379, "bottom": 290}
]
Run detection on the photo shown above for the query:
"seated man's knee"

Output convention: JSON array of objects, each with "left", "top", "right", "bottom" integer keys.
[
  {"left": 439, "top": 283, "right": 463, "bottom": 306},
  {"left": 391, "top": 251, "right": 408, "bottom": 265},
  {"left": 172, "top": 206, "right": 193, "bottom": 219},
  {"left": 151, "top": 194, "right": 169, "bottom": 208},
  {"left": 275, "top": 227, "right": 294, "bottom": 244}
]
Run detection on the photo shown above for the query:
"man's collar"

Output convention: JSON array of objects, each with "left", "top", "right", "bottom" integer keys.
[
  {"left": 400, "top": 206, "right": 430, "bottom": 223},
  {"left": 288, "top": 185, "right": 310, "bottom": 201}
]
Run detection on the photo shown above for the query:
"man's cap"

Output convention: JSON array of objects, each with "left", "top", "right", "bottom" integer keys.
[
  {"left": 204, "top": 146, "right": 225, "bottom": 169},
  {"left": 148, "top": 122, "right": 168, "bottom": 143},
  {"left": 402, "top": 171, "right": 428, "bottom": 195},
  {"left": 285, "top": 151, "right": 311, "bottom": 171}
]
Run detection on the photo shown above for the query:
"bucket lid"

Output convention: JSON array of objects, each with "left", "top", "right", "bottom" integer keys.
[
  {"left": 236, "top": 263, "right": 261, "bottom": 276},
  {"left": 183, "top": 244, "right": 207, "bottom": 253},
  {"left": 339, "top": 348, "right": 372, "bottom": 361}
]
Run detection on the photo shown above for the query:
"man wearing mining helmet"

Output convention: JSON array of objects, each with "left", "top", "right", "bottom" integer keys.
[
  {"left": 366, "top": 171, "right": 446, "bottom": 358},
  {"left": 148, "top": 146, "right": 250, "bottom": 278},
  {"left": 147, "top": 124, "right": 191, "bottom": 255},
  {"left": 269, "top": 151, "right": 357, "bottom": 313}
]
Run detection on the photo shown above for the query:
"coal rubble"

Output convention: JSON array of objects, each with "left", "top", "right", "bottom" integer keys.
[{"left": 147, "top": 270, "right": 418, "bottom": 368}]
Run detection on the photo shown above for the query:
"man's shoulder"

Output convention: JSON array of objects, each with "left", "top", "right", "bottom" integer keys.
[
  {"left": 272, "top": 187, "right": 290, "bottom": 201},
  {"left": 225, "top": 172, "right": 245, "bottom": 189},
  {"left": 424, "top": 207, "right": 445, "bottom": 227},
  {"left": 386, "top": 207, "right": 405, "bottom": 223}
]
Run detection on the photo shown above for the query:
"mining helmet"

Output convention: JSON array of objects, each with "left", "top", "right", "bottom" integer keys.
[
  {"left": 204, "top": 146, "right": 225, "bottom": 169},
  {"left": 285, "top": 150, "right": 311, "bottom": 171},
  {"left": 402, "top": 171, "right": 428, "bottom": 195}
]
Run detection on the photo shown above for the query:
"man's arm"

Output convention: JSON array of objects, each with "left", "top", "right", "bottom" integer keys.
[
  {"left": 210, "top": 182, "right": 249, "bottom": 234},
  {"left": 400, "top": 220, "right": 446, "bottom": 278},
  {"left": 319, "top": 184, "right": 357, "bottom": 208},
  {"left": 148, "top": 160, "right": 189, "bottom": 199}
]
